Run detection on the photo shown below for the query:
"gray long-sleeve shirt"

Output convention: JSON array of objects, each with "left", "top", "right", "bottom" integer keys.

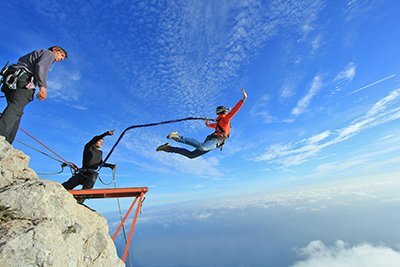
[{"left": 12, "top": 49, "right": 55, "bottom": 88}]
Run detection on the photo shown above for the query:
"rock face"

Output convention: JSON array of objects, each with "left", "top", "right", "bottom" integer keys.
[{"left": 0, "top": 137, "right": 124, "bottom": 267}]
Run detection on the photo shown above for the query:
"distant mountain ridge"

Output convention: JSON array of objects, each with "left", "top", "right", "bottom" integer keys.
[{"left": 0, "top": 137, "right": 124, "bottom": 267}]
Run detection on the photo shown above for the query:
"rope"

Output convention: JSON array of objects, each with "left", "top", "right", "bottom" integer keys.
[
  {"left": 15, "top": 139, "right": 71, "bottom": 175},
  {"left": 36, "top": 163, "right": 68, "bottom": 176},
  {"left": 15, "top": 139, "right": 65, "bottom": 164},
  {"left": 98, "top": 166, "right": 116, "bottom": 186},
  {"left": 18, "top": 127, "right": 71, "bottom": 164},
  {"left": 102, "top": 116, "right": 213, "bottom": 168},
  {"left": 18, "top": 127, "right": 78, "bottom": 171},
  {"left": 111, "top": 167, "right": 134, "bottom": 267}
]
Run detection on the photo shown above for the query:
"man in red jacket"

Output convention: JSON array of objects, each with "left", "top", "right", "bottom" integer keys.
[{"left": 156, "top": 88, "right": 247, "bottom": 159}]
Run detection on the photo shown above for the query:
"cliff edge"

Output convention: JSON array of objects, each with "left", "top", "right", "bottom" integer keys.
[{"left": 0, "top": 137, "right": 124, "bottom": 267}]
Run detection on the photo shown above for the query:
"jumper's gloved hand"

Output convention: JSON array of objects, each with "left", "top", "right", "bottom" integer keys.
[{"left": 241, "top": 88, "right": 247, "bottom": 101}]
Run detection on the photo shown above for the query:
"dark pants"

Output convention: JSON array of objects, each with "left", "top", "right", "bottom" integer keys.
[
  {"left": 0, "top": 77, "right": 34, "bottom": 144},
  {"left": 166, "top": 146, "right": 210, "bottom": 159},
  {"left": 62, "top": 172, "right": 98, "bottom": 204}
]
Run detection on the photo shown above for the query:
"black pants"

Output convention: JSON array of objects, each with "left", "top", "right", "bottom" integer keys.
[
  {"left": 0, "top": 78, "right": 34, "bottom": 144},
  {"left": 166, "top": 147, "right": 209, "bottom": 159},
  {"left": 62, "top": 172, "right": 98, "bottom": 204}
]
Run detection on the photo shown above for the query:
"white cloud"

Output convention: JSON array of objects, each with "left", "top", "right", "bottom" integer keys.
[
  {"left": 253, "top": 111, "right": 274, "bottom": 123},
  {"left": 258, "top": 87, "right": 400, "bottom": 167},
  {"left": 256, "top": 143, "right": 293, "bottom": 161},
  {"left": 192, "top": 212, "right": 213, "bottom": 220},
  {"left": 292, "top": 75, "right": 323, "bottom": 116},
  {"left": 281, "top": 82, "right": 295, "bottom": 98},
  {"left": 334, "top": 62, "right": 356, "bottom": 82},
  {"left": 366, "top": 88, "right": 400, "bottom": 117},
  {"left": 47, "top": 66, "right": 81, "bottom": 102},
  {"left": 292, "top": 240, "right": 400, "bottom": 267},
  {"left": 311, "top": 34, "right": 322, "bottom": 51},
  {"left": 330, "top": 62, "right": 356, "bottom": 95},
  {"left": 307, "top": 131, "right": 331, "bottom": 144},
  {"left": 302, "top": 23, "right": 314, "bottom": 36},
  {"left": 31, "top": 0, "right": 326, "bottom": 118},
  {"left": 250, "top": 94, "right": 274, "bottom": 123},
  {"left": 344, "top": 0, "right": 381, "bottom": 22}
]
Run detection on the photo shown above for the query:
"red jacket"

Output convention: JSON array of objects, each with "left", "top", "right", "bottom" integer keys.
[{"left": 206, "top": 99, "right": 244, "bottom": 138}]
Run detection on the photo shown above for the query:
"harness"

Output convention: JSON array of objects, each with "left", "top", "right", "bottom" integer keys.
[
  {"left": 0, "top": 62, "right": 35, "bottom": 91},
  {"left": 207, "top": 118, "right": 230, "bottom": 150}
]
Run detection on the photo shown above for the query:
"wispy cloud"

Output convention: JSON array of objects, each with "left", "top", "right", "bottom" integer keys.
[
  {"left": 311, "top": 34, "right": 322, "bottom": 51},
  {"left": 29, "top": 0, "right": 326, "bottom": 118},
  {"left": 47, "top": 65, "right": 81, "bottom": 102},
  {"left": 257, "top": 87, "right": 400, "bottom": 167},
  {"left": 344, "top": 0, "right": 382, "bottom": 22},
  {"left": 280, "top": 76, "right": 300, "bottom": 98},
  {"left": 291, "top": 75, "right": 323, "bottom": 116},
  {"left": 281, "top": 82, "right": 296, "bottom": 98},
  {"left": 293, "top": 240, "right": 400, "bottom": 267},
  {"left": 329, "top": 62, "right": 357, "bottom": 95},
  {"left": 250, "top": 94, "right": 274, "bottom": 123},
  {"left": 334, "top": 62, "right": 356, "bottom": 82},
  {"left": 315, "top": 150, "right": 400, "bottom": 176}
]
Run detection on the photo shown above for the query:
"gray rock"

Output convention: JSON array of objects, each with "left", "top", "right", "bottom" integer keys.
[{"left": 0, "top": 137, "right": 125, "bottom": 267}]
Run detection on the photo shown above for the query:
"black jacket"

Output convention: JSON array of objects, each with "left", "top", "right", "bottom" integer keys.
[{"left": 82, "top": 132, "right": 113, "bottom": 170}]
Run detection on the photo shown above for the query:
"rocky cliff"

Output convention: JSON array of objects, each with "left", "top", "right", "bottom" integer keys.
[{"left": 0, "top": 137, "right": 124, "bottom": 267}]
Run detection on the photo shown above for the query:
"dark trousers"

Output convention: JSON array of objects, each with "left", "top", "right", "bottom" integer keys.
[
  {"left": 0, "top": 83, "right": 34, "bottom": 144},
  {"left": 62, "top": 172, "right": 98, "bottom": 204},
  {"left": 166, "top": 146, "right": 210, "bottom": 159}
]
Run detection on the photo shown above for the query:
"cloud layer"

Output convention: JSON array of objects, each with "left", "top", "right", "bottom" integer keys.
[{"left": 293, "top": 240, "right": 400, "bottom": 267}]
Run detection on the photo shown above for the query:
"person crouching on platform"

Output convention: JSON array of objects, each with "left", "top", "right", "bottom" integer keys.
[{"left": 62, "top": 130, "right": 116, "bottom": 204}]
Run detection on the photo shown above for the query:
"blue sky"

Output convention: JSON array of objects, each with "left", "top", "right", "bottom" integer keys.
[{"left": 2, "top": 0, "right": 400, "bottom": 266}]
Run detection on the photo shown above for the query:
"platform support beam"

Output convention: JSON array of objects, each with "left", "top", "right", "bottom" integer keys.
[{"left": 121, "top": 191, "right": 144, "bottom": 262}]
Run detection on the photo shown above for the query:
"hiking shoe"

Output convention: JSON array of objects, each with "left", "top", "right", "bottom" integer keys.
[
  {"left": 156, "top": 142, "right": 170, "bottom": 152},
  {"left": 167, "top": 131, "right": 180, "bottom": 141}
]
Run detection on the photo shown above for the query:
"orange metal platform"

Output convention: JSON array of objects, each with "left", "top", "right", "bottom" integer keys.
[
  {"left": 69, "top": 187, "right": 148, "bottom": 199},
  {"left": 68, "top": 187, "right": 148, "bottom": 263}
]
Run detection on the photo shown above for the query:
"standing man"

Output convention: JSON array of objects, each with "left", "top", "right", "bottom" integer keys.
[
  {"left": 62, "top": 130, "right": 116, "bottom": 204},
  {"left": 0, "top": 46, "right": 67, "bottom": 144},
  {"left": 156, "top": 88, "right": 247, "bottom": 158}
]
